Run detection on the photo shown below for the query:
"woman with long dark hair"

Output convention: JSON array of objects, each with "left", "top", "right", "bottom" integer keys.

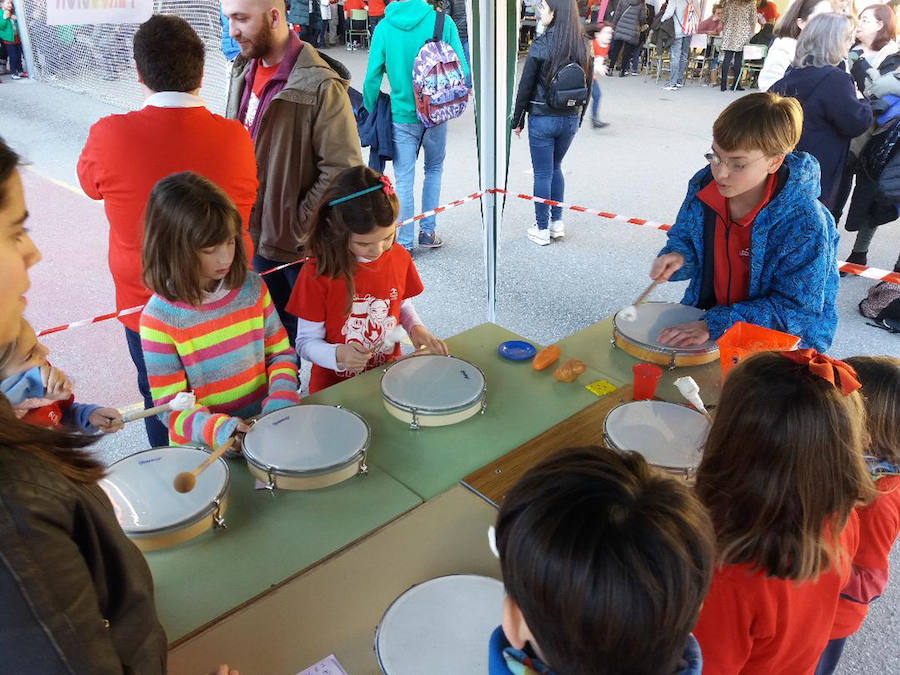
[
  {"left": 512, "top": 0, "right": 591, "bottom": 246},
  {"left": 0, "top": 137, "right": 169, "bottom": 672}
]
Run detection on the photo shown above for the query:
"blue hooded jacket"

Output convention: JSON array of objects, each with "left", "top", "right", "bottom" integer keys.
[
  {"left": 487, "top": 626, "right": 703, "bottom": 674},
  {"left": 659, "top": 152, "right": 839, "bottom": 352}
]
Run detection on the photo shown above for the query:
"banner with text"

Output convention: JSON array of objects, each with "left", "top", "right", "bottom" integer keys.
[{"left": 47, "top": 0, "right": 152, "bottom": 26}]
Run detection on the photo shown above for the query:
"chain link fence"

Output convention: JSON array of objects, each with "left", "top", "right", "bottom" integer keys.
[{"left": 19, "top": 0, "right": 230, "bottom": 114}]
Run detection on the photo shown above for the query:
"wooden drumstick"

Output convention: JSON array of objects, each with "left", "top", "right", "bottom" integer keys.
[
  {"left": 173, "top": 437, "right": 235, "bottom": 494},
  {"left": 620, "top": 280, "right": 661, "bottom": 322},
  {"left": 122, "top": 391, "right": 196, "bottom": 423}
]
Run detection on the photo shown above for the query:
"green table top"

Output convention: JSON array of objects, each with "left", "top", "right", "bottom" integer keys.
[
  {"left": 148, "top": 463, "right": 421, "bottom": 643},
  {"left": 556, "top": 317, "right": 723, "bottom": 405},
  {"left": 308, "top": 323, "right": 609, "bottom": 500}
]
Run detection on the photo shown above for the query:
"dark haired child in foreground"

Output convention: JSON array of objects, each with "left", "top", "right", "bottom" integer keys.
[
  {"left": 490, "top": 446, "right": 716, "bottom": 675},
  {"left": 817, "top": 357, "right": 900, "bottom": 675},
  {"left": 693, "top": 350, "right": 875, "bottom": 674},
  {"left": 140, "top": 172, "right": 300, "bottom": 448},
  {"left": 649, "top": 92, "right": 839, "bottom": 351},
  {"left": 287, "top": 166, "right": 447, "bottom": 394}
]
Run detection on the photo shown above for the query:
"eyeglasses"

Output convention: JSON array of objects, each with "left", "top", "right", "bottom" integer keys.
[{"left": 704, "top": 151, "right": 766, "bottom": 174}]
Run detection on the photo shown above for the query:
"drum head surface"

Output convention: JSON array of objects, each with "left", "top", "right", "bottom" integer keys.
[
  {"left": 243, "top": 405, "right": 368, "bottom": 472},
  {"left": 604, "top": 401, "right": 707, "bottom": 469},
  {"left": 381, "top": 355, "right": 485, "bottom": 413},
  {"left": 376, "top": 575, "right": 505, "bottom": 674},
  {"left": 614, "top": 302, "right": 717, "bottom": 353},
  {"left": 100, "top": 446, "right": 228, "bottom": 534}
]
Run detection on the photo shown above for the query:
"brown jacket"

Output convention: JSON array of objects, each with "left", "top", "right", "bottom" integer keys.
[
  {"left": 226, "top": 41, "right": 362, "bottom": 262},
  {"left": 0, "top": 446, "right": 167, "bottom": 674}
]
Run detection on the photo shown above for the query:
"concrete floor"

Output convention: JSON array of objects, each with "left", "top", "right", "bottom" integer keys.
[{"left": 1, "top": 51, "right": 897, "bottom": 672}]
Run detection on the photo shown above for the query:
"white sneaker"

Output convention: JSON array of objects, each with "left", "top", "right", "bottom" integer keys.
[
  {"left": 663, "top": 84, "right": 678, "bottom": 91},
  {"left": 549, "top": 220, "right": 565, "bottom": 239},
  {"left": 527, "top": 224, "right": 551, "bottom": 246}
]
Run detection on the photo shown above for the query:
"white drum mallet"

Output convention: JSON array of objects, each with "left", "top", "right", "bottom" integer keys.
[
  {"left": 121, "top": 391, "right": 197, "bottom": 423},
  {"left": 619, "top": 280, "right": 661, "bottom": 322},
  {"left": 674, "top": 376, "right": 713, "bottom": 423}
]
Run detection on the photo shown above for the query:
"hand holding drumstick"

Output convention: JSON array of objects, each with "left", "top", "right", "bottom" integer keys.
[{"left": 647, "top": 252, "right": 710, "bottom": 347}]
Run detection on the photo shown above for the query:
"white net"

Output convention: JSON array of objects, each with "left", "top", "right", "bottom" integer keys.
[{"left": 18, "top": 0, "right": 230, "bottom": 115}]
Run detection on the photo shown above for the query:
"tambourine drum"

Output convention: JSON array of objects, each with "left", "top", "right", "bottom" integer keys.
[
  {"left": 612, "top": 302, "right": 719, "bottom": 368},
  {"left": 603, "top": 400, "right": 708, "bottom": 479},
  {"left": 242, "top": 404, "right": 369, "bottom": 491},
  {"left": 381, "top": 355, "right": 487, "bottom": 429},
  {"left": 374, "top": 575, "right": 505, "bottom": 674},
  {"left": 100, "top": 446, "right": 229, "bottom": 552}
]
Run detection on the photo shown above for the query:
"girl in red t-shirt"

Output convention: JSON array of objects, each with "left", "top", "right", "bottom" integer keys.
[
  {"left": 817, "top": 357, "right": 900, "bottom": 675},
  {"left": 692, "top": 351, "right": 875, "bottom": 675},
  {"left": 287, "top": 166, "right": 447, "bottom": 393}
]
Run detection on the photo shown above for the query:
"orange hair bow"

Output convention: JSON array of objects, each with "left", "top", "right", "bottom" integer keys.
[{"left": 779, "top": 349, "right": 861, "bottom": 396}]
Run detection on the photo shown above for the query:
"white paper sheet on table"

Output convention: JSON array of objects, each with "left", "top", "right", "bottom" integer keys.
[{"left": 296, "top": 654, "right": 348, "bottom": 675}]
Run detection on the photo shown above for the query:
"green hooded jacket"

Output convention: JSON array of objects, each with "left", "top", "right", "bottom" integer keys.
[{"left": 362, "top": 0, "right": 469, "bottom": 123}]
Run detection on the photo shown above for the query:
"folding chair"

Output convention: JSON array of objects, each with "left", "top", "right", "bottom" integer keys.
[
  {"left": 686, "top": 32, "right": 709, "bottom": 83},
  {"left": 347, "top": 9, "right": 369, "bottom": 50},
  {"left": 738, "top": 44, "right": 768, "bottom": 88}
]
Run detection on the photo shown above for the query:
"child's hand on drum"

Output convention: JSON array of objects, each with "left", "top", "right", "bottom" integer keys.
[
  {"left": 649, "top": 252, "right": 684, "bottom": 282},
  {"left": 89, "top": 407, "right": 124, "bottom": 434},
  {"left": 657, "top": 320, "right": 710, "bottom": 347},
  {"left": 337, "top": 342, "right": 373, "bottom": 371},
  {"left": 409, "top": 325, "right": 449, "bottom": 356}
]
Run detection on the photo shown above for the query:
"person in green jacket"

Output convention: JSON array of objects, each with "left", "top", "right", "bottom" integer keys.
[
  {"left": 0, "top": 0, "right": 24, "bottom": 79},
  {"left": 362, "top": 0, "right": 469, "bottom": 251}
]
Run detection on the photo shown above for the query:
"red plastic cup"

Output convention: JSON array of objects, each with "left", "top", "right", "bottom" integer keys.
[{"left": 632, "top": 363, "right": 663, "bottom": 401}]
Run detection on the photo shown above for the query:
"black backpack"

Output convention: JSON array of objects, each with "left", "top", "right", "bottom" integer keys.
[{"left": 546, "top": 62, "right": 589, "bottom": 111}]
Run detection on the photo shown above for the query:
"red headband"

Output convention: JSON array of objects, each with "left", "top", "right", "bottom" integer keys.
[{"left": 779, "top": 349, "right": 861, "bottom": 396}]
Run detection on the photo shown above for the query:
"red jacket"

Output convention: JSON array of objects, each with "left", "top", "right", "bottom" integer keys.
[
  {"left": 77, "top": 98, "right": 258, "bottom": 332},
  {"left": 831, "top": 475, "right": 900, "bottom": 638},
  {"left": 695, "top": 511, "right": 859, "bottom": 674}
]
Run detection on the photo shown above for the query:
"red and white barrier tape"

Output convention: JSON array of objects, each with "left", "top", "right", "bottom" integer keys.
[{"left": 35, "top": 190, "right": 900, "bottom": 337}]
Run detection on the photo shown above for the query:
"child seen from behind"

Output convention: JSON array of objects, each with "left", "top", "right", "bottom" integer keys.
[
  {"left": 693, "top": 350, "right": 875, "bottom": 674},
  {"left": 491, "top": 445, "right": 716, "bottom": 675}
]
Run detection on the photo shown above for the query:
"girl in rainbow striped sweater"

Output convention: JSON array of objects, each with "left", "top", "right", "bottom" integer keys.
[{"left": 139, "top": 172, "right": 300, "bottom": 448}]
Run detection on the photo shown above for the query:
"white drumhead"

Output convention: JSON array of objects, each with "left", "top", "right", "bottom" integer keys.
[
  {"left": 381, "top": 355, "right": 485, "bottom": 413},
  {"left": 376, "top": 575, "right": 505, "bottom": 674},
  {"left": 243, "top": 405, "right": 369, "bottom": 473},
  {"left": 100, "top": 446, "right": 228, "bottom": 534},
  {"left": 614, "top": 302, "right": 717, "bottom": 353},
  {"left": 604, "top": 401, "right": 707, "bottom": 469}
]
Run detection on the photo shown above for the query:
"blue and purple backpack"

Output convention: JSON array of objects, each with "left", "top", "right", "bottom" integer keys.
[{"left": 412, "top": 12, "right": 469, "bottom": 128}]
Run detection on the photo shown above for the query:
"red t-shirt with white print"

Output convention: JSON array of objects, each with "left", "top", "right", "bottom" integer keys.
[{"left": 286, "top": 245, "right": 424, "bottom": 393}]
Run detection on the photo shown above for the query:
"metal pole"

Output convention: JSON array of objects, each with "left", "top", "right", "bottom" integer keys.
[
  {"left": 477, "top": 0, "right": 498, "bottom": 322},
  {"left": 11, "top": 0, "right": 36, "bottom": 78}
]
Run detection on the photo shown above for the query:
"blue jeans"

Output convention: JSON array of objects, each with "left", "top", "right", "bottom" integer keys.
[
  {"left": 461, "top": 38, "right": 472, "bottom": 88},
  {"left": 252, "top": 253, "right": 302, "bottom": 347},
  {"left": 668, "top": 35, "right": 691, "bottom": 86},
  {"left": 814, "top": 638, "right": 846, "bottom": 675},
  {"left": 591, "top": 79, "right": 602, "bottom": 121},
  {"left": 124, "top": 327, "right": 170, "bottom": 447},
  {"left": 527, "top": 114, "right": 579, "bottom": 229},
  {"left": 392, "top": 121, "right": 448, "bottom": 248}
]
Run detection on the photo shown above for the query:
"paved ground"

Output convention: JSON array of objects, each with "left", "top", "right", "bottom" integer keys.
[{"left": 1, "top": 51, "right": 897, "bottom": 671}]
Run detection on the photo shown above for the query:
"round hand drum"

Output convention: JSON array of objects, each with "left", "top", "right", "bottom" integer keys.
[
  {"left": 375, "top": 575, "right": 506, "bottom": 674},
  {"left": 100, "top": 446, "right": 230, "bottom": 552},
  {"left": 380, "top": 355, "right": 487, "bottom": 429},
  {"left": 242, "top": 404, "right": 370, "bottom": 491},
  {"left": 603, "top": 400, "right": 709, "bottom": 479},
  {"left": 612, "top": 302, "right": 719, "bottom": 369}
]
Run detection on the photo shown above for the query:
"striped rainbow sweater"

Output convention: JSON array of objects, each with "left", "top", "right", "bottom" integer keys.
[{"left": 140, "top": 273, "right": 300, "bottom": 447}]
